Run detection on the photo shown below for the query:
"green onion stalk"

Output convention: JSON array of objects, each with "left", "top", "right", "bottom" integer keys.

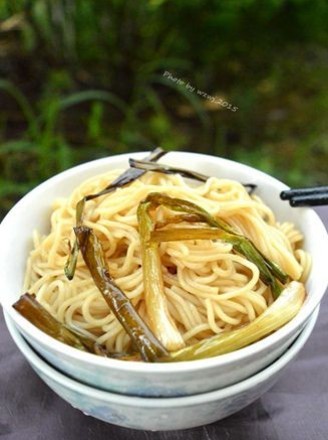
[
  {"left": 74, "top": 225, "right": 168, "bottom": 361},
  {"left": 143, "top": 193, "right": 288, "bottom": 298},
  {"left": 166, "top": 281, "right": 305, "bottom": 361},
  {"left": 64, "top": 148, "right": 167, "bottom": 280},
  {"left": 13, "top": 293, "right": 108, "bottom": 355}
]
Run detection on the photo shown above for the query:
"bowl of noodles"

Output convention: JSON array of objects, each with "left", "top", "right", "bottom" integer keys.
[{"left": 0, "top": 150, "right": 327, "bottom": 397}]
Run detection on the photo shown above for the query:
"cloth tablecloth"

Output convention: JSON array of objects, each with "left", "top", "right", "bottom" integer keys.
[{"left": 1, "top": 207, "right": 327, "bottom": 440}]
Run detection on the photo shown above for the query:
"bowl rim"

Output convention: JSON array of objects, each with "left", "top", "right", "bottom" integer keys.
[
  {"left": 0, "top": 151, "right": 327, "bottom": 373},
  {"left": 3, "top": 306, "right": 319, "bottom": 407}
]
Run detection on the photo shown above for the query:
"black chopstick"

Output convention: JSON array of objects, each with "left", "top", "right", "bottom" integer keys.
[{"left": 280, "top": 186, "right": 328, "bottom": 207}]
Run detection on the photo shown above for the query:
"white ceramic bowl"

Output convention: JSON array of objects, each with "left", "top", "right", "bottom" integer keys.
[
  {"left": 0, "top": 152, "right": 327, "bottom": 397},
  {"left": 4, "top": 307, "right": 319, "bottom": 431}
]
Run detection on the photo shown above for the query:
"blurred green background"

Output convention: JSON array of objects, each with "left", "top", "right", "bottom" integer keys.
[{"left": 1, "top": 0, "right": 327, "bottom": 219}]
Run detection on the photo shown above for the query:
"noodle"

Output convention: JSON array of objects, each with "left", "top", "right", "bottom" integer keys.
[{"left": 23, "top": 171, "right": 310, "bottom": 353}]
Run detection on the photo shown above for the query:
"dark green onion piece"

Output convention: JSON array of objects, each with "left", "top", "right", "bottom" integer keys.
[
  {"left": 13, "top": 293, "right": 107, "bottom": 355},
  {"left": 74, "top": 225, "right": 169, "bottom": 362},
  {"left": 144, "top": 193, "right": 288, "bottom": 298},
  {"left": 155, "top": 213, "right": 205, "bottom": 229},
  {"left": 143, "top": 192, "right": 235, "bottom": 233},
  {"left": 129, "top": 159, "right": 257, "bottom": 194},
  {"left": 64, "top": 147, "right": 166, "bottom": 280},
  {"left": 151, "top": 227, "right": 282, "bottom": 298},
  {"left": 83, "top": 148, "right": 166, "bottom": 202},
  {"left": 152, "top": 226, "right": 279, "bottom": 280}
]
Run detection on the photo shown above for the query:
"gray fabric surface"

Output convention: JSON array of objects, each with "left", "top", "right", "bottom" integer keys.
[{"left": 0, "top": 207, "right": 327, "bottom": 440}]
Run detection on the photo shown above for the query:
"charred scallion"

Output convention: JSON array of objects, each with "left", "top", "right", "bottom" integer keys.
[
  {"left": 13, "top": 293, "right": 107, "bottom": 355},
  {"left": 74, "top": 225, "right": 169, "bottom": 361},
  {"left": 129, "top": 158, "right": 257, "bottom": 194},
  {"left": 142, "top": 193, "right": 288, "bottom": 298},
  {"left": 65, "top": 147, "right": 167, "bottom": 280}
]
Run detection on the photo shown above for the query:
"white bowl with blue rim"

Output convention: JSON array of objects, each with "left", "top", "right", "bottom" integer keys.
[{"left": 0, "top": 152, "right": 327, "bottom": 397}]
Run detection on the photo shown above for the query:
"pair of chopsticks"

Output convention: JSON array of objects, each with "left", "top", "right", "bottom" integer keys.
[{"left": 280, "top": 186, "right": 328, "bottom": 207}]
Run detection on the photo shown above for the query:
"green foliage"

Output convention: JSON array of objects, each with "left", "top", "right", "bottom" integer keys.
[{"left": 0, "top": 0, "right": 327, "bottom": 219}]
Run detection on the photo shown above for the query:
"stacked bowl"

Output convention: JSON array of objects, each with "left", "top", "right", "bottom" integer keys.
[{"left": 1, "top": 152, "right": 327, "bottom": 430}]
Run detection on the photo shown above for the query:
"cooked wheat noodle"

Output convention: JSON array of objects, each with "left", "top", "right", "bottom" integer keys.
[{"left": 23, "top": 171, "right": 310, "bottom": 353}]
